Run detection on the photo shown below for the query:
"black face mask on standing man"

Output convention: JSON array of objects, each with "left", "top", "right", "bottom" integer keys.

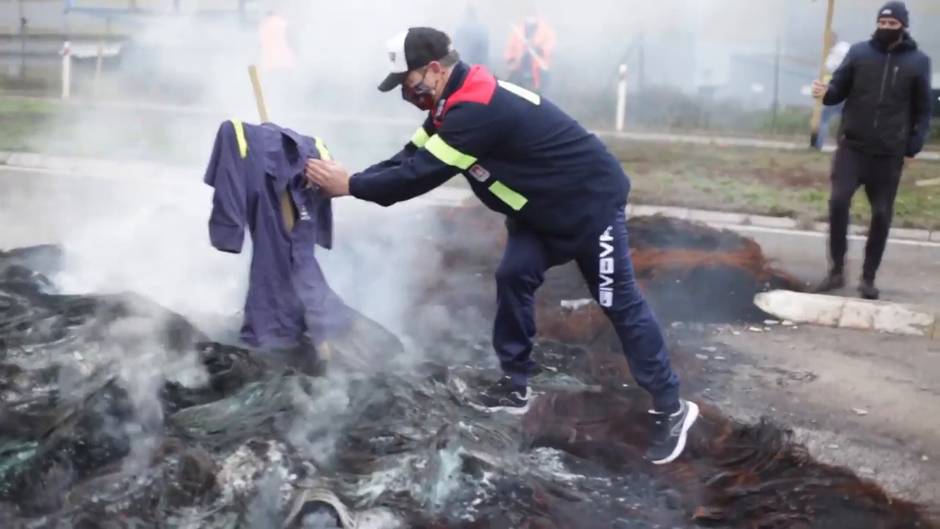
[{"left": 873, "top": 27, "right": 904, "bottom": 47}]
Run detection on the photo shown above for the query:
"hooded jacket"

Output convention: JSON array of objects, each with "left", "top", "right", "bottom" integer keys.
[{"left": 824, "top": 32, "right": 932, "bottom": 157}]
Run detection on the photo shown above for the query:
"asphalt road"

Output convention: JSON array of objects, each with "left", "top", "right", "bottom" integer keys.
[{"left": 717, "top": 223, "right": 940, "bottom": 310}]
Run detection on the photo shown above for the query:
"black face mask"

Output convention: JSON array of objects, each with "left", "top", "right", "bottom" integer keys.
[
  {"left": 874, "top": 27, "right": 904, "bottom": 46},
  {"left": 401, "top": 71, "right": 435, "bottom": 111}
]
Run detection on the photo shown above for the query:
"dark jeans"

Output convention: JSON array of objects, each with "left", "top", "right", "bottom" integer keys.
[
  {"left": 493, "top": 209, "right": 680, "bottom": 412},
  {"left": 828, "top": 147, "right": 904, "bottom": 281}
]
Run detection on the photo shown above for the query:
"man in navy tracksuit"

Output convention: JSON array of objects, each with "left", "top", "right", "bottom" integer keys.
[{"left": 306, "top": 27, "right": 698, "bottom": 464}]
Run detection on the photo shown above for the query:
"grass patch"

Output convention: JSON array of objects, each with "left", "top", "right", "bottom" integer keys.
[
  {"left": 1, "top": 103, "right": 937, "bottom": 230},
  {"left": 0, "top": 98, "right": 62, "bottom": 114},
  {"left": 0, "top": 105, "right": 203, "bottom": 163},
  {"left": 0, "top": 112, "right": 56, "bottom": 152},
  {"left": 614, "top": 140, "right": 940, "bottom": 230}
]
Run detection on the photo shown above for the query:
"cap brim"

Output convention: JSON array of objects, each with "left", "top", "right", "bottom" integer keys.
[{"left": 378, "top": 72, "right": 407, "bottom": 92}]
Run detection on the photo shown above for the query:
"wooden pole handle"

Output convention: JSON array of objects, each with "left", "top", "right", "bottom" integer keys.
[
  {"left": 810, "top": 0, "right": 836, "bottom": 134},
  {"left": 248, "top": 64, "right": 270, "bottom": 123},
  {"left": 247, "top": 65, "right": 295, "bottom": 228}
]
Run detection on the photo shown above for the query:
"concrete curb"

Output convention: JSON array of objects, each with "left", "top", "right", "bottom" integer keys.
[
  {"left": 755, "top": 290, "right": 939, "bottom": 339},
  {"left": 889, "top": 228, "right": 931, "bottom": 242},
  {"left": 1, "top": 151, "right": 937, "bottom": 243},
  {"left": 596, "top": 129, "right": 940, "bottom": 161},
  {"left": 745, "top": 214, "right": 799, "bottom": 230},
  {"left": 0, "top": 151, "right": 193, "bottom": 180},
  {"left": 629, "top": 204, "right": 934, "bottom": 244},
  {"left": 630, "top": 204, "right": 691, "bottom": 219}
]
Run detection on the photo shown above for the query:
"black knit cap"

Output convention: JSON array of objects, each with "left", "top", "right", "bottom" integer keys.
[{"left": 877, "top": 1, "right": 910, "bottom": 27}]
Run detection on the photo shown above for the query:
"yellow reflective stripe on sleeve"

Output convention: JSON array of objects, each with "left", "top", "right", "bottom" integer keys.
[
  {"left": 488, "top": 181, "right": 528, "bottom": 211},
  {"left": 410, "top": 127, "right": 430, "bottom": 148},
  {"left": 424, "top": 134, "right": 477, "bottom": 170},
  {"left": 314, "top": 137, "right": 332, "bottom": 161},
  {"left": 231, "top": 119, "right": 248, "bottom": 159},
  {"left": 498, "top": 80, "right": 541, "bottom": 105}
]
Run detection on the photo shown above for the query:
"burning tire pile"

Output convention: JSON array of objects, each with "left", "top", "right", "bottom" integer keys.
[{"left": 0, "top": 215, "right": 935, "bottom": 529}]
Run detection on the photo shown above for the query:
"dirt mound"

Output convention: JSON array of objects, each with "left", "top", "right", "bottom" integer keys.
[{"left": 419, "top": 207, "right": 801, "bottom": 332}]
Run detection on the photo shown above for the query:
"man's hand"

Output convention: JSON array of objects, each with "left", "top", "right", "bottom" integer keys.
[
  {"left": 811, "top": 80, "right": 828, "bottom": 99},
  {"left": 305, "top": 159, "right": 351, "bottom": 198}
]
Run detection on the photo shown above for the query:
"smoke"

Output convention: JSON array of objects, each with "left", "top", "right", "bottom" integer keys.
[
  {"left": 1, "top": 2, "right": 499, "bottom": 362},
  {"left": 244, "top": 470, "right": 291, "bottom": 529},
  {"left": 4, "top": 0, "right": 936, "bottom": 400},
  {"left": 300, "top": 510, "right": 343, "bottom": 529},
  {"left": 0, "top": 18, "right": 485, "bottom": 486},
  {"left": 101, "top": 305, "right": 211, "bottom": 474},
  {"left": 284, "top": 374, "right": 351, "bottom": 464},
  {"left": 5, "top": 0, "right": 939, "bottom": 297},
  {"left": 0, "top": 0, "right": 898, "bottom": 377},
  {"left": 3, "top": 3, "right": 938, "bottom": 526}
]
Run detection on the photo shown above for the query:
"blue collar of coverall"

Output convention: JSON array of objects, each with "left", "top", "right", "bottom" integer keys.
[{"left": 261, "top": 124, "right": 310, "bottom": 191}]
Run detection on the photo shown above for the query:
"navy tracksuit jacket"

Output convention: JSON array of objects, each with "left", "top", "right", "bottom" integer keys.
[{"left": 350, "top": 62, "right": 680, "bottom": 411}]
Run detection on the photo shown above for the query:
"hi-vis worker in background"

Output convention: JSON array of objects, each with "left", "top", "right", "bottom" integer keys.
[
  {"left": 504, "top": 16, "right": 555, "bottom": 94},
  {"left": 258, "top": 10, "right": 296, "bottom": 72},
  {"left": 305, "top": 27, "right": 699, "bottom": 465}
]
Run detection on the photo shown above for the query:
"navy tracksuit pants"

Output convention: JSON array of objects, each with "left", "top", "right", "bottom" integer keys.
[{"left": 494, "top": 209, "right": 680, "bottom": 412}]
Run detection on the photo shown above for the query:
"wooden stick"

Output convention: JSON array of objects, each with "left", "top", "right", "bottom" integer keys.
[
  {"left": 809, "top": 0, "right": 836, "bottom": 148},
  {"left": 510, "top": 24, "right": 549, "bottom": 72},
  {"left": 248, "top": 64, "right": 269, "bottom": 122},
  {"left": 247, "top": 65, "right": 295, "bottom": 229}
]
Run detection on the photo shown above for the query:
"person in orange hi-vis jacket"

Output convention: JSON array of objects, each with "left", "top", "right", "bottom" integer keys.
[
  {"left": 504, "top": 16, "right": 556, "bottom": 93},
  {"left": 258, "top": 11, "right": 296, "bottom": 72}
]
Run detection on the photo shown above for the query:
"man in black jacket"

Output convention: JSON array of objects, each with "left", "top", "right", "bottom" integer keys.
[{"left": 812, "top": 1, "right": 932, "bottom": 300}]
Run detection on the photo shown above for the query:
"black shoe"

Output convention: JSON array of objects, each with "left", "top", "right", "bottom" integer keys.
[
  {"left": 858, "top": 279, "right": 880, "bottom": 300},
  {"left": 813, "top": 271, "right": 845, "bottom": 293},
  {"left": 645, "top": 400, "right": 700, "bottom": 465},
  {"left": 469, "top": 376, "right": 532, "bottom": 415}
]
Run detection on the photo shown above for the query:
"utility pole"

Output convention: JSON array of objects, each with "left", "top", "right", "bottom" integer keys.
[
  {"left": 616, "top": 64, "right": 628, "bottom": 132},
  {"left": 771, "top": 35, "right": 781, "bottom": 134},
  {"left": 638, "top": 33, "right": 646, "bottom": 91},
  {"left": 94, "top": 18, "right": 111, "bottom": 98},
  {"left": 17, "top": 0, "right": 26, "bottom": 82}
]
